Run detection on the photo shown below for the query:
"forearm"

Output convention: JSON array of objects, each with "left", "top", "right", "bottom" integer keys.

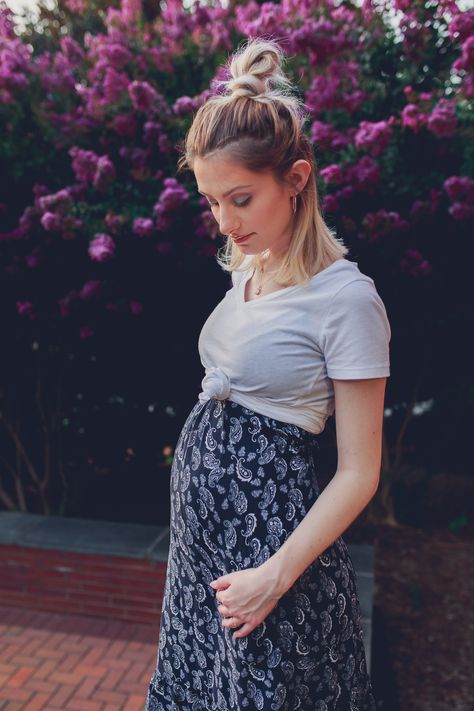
[{"left": 263, "top": 469, "right": 379, "bottom": 595}]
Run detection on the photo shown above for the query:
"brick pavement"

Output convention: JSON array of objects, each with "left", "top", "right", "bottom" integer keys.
[{"left": 0, "top": 604, "right": 159, "bottom": 710}]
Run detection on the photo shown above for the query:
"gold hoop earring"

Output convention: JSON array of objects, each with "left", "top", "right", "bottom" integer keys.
[{"left": 291, "top": 194, "right": 297, "bottom": 213}]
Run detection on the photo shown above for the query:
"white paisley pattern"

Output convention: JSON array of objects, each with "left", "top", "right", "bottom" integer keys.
[{"left": 145, "top": 397, "right": 377, "bottom": 711}]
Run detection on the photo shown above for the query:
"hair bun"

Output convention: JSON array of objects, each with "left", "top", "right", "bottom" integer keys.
[
  {"left": 216, "top": 38, "right": 294, "bottom": 103},
  {"left": 227, "top": 73, "right": 266, "bottom": 99}
]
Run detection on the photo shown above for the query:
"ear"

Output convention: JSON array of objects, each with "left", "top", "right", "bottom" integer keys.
[{"left": 286, "top": 159, "right": 311, "bottom": 195}]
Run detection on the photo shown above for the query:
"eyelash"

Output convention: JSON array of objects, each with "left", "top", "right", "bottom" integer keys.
[{"left": 207, "top": 197, "right": 251, "bottom": 208}]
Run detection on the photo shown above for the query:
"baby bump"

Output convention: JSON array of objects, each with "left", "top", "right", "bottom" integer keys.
[{"left": 169, "top": 399, "right": 320, "bottom": 572}]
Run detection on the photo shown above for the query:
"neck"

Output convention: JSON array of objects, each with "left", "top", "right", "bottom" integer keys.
[{"left": 258, "top": 253, "right": 285, "bottom": 273}]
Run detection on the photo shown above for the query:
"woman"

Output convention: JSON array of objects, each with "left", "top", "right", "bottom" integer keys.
[{"left": 145, "top": 37, "right": 390, "bottom": 711}]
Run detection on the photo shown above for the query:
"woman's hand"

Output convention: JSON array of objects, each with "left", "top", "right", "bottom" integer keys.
[{"left": 209, "top": 563, "right": 285, "bottom": 639}]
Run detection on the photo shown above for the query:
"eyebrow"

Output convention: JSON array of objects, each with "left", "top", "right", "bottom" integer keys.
[{"left": 197, "top": 184, "right": 253, "bottom": 198}]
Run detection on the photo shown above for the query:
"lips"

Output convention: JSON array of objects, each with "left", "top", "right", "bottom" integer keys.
[{"left": 232, "top": 232, "right": 254, "bottom": 242}]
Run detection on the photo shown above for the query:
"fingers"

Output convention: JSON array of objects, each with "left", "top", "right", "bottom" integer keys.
[
  {"left": 218, "top": 605, "right": 241, "bottom": 626},
  {"left": 216, "top": 599, "right": 256, "bottom": 638},
  {"left": 232, "top": 622, "right": 254, "bottom": 639},
  {"left": 218, "top": 608, "right": 254, "bottom": 637},
  {"left": 222, "top": 616, "right": 243, "bottom": 628}
]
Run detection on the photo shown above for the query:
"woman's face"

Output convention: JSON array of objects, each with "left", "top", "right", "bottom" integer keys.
[{"left": 193, "top": 154, "right": 302, "bottom": 259}]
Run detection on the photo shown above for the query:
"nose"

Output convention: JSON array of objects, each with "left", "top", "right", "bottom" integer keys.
[{"left": 218, "top": 205, "right": 241, "bottom": 236}]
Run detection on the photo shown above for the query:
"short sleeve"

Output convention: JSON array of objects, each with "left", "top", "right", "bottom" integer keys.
[{"left": 321, "top": 278, "right": 391, "bottom": 379}]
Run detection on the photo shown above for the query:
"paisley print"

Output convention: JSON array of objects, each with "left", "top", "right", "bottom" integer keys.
[{"left": 145, "top": 397, "right": 376, "bottom": 710}]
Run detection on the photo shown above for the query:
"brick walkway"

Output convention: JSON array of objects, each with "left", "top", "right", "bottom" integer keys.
[{"left": 0, "top": 605, "right": 159, "bottom": 710}]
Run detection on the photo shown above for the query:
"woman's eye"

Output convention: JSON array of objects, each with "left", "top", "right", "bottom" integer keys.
[
  {"left": 236, "top": 197, "right": 251, "bottom": 207},
  {"left": 208, "top": 197, "right": 251, "bottom": 208}
]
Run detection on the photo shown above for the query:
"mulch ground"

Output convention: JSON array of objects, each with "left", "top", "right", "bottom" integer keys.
[{"left": 347, "top": 521, "right": 473, "bottom": 711}]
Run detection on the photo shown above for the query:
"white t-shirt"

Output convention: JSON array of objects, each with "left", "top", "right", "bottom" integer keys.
[{"left": 197, "top": 257, "right": 391, "bottom": 434}]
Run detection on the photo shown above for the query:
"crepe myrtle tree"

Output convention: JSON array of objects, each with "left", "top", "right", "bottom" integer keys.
[{"left": 0, "top": 0, "right": 472, "bottom": 522}]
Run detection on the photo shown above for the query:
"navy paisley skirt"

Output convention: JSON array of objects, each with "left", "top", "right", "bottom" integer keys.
[{"left": 145, "top": 397, "right": 376, "bottom": 711}]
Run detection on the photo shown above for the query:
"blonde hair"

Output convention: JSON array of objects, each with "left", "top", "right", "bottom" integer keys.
[{"left": 176, "top": 37, "right": 349, "bottom": 287}]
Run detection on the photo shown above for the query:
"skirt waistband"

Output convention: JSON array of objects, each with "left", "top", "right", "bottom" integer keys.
[{"left": 197, "top": 396, "right": 321, "bottom": 449}]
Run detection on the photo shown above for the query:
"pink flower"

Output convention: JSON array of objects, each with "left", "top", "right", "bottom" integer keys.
[
  {"left": 103, "top": 67, "right": 130, "bottom": 104},
  {"left": 16, "top": 300, "right": 34, "bottom": 318},
  {"left": 172, "top": 96, "right": 195, "bottom": 116},
  {"left": 69, "top": 147, "right": 115, "bottom": 189},
  {"left": 442, "top": 175, "right": 474, "bottom": 220},
  {"left": 461, "top": 73, "right": 474, "bottom": 99},
  {"left": 448, "top": 9, "right": 474, "bottom": 42},
  {"left": 348, "top": 156, "right": 380, "bottom": 193},
  {"left": 128, "top": 80, "right": 159, "bottom": 112},
  {"left": 38, "top": 188, "right": 72, "bottom": 214},
  {"left": 320, "top": 164, "right": 344, "bottom": 184},
  {"left": 153, "top": 178, "right": 190, "bottom": 223},
  {"left": 453, "top": 35, "right": 474, "bottom": 73},
  {"left": 305, "top": 61, "right": 366, "bottom": 116},
  {"left": 401, "top": 104, "right": 427, "bottom": 133},
  {"left": 69, "top": 147, "right": 99, "bottom": 183},
  {"left": 98, "top": 43, "right": 133, "bottom": 70},
  {"left": 40, "top": 212, "right": 61, "bottom": 232},
  {"left": 143, "top": 120, "right": 162, "bottom": 145},
  {"left": 311, "top": 120, "right": 350, "bottom": 151},
  {"left": 64, "top": 0, "right": 87, "bottom": 12},
  {"left": 93, "top": 156, "right": 116, "bottom": 191},
  {"left": 88, "top": 233, "right": 116, "bottom": 262},
  {"left": 427, "top": 99, "right": 457, "bottom": 139},
  {"left": 80, "top": 280, "right": 102, "bottom": 300},
  {"left": 0, "top": 4, "right": 16, "bottom": 37},
  {"left": 449, "top": 203, "right": 474, "bottom": 221},
  {"left": 443, "top": 176, "right": 474, "bottom": 203},
  {"left": 60, "top": 36, "right": 84, "bottom": 63},
  {"left": 322, "top": 195, "right": 339, "bottom": 213},
  {"left": 132, "top": 217, "right": 154, "bottom": 237},
  {"left": 121, "top": 0, "right": 141, "bottom": 23},
  {"left": 354, "top": 118, "right": 394, "bottom": 157},
  {"left": 393, "top": 0, "right": 411, "bottom": 11},
  {"left": 112, "top": 112, "right": 137, "bottom": 137}
]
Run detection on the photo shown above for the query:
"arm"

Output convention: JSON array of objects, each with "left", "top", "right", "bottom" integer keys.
[{"left": 262, "top": 376, "right": 387, "bottom": 595}]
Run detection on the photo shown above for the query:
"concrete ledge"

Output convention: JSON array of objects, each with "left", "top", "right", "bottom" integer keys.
[
  {"left": 0, "top": 511, "right": 170, "bottom": 561},
  {"left": 0, "top": 512, "right": 374, "bottom": 670}
]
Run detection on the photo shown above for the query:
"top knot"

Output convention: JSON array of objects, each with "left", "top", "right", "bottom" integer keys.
[
  {"left": 213, "top": 38, "right": 295, "bottom": 105},
  {"left": 227, "top": 73, "right": 267, "bottom": 99}
]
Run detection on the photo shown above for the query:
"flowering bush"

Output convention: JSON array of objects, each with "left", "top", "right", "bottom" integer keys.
[
  {"left": 1, "top": 0, "right": 472, "bottom": 331},
  {"left": 0, "top": 0, "right": 472, "bottom": 518}
]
